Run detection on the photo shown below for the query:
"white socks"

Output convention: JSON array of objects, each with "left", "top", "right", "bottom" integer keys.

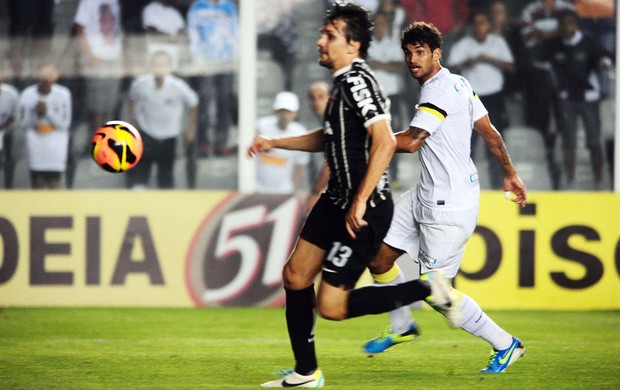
[
  {"left": 373, "top": 265, "right": 513, "bottom": 350},
  {"left": 453, "top": 291, "right": 513, "bottom": 351}
]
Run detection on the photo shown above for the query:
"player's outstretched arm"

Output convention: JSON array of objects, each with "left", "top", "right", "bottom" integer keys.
[
  {"left": 247, "top": 135, "right": 274, "bottom": 157},
  {"left": 394, "top": 126, "right": 429, "bottom": 153},
  {"left": 247, "top": 128, "right": 326, "bottom": 157},
  {"left": 474, "top": 115, "right": 527, "bottom": 207}
]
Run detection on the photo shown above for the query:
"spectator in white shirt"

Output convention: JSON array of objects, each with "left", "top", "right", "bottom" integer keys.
[
  {"left": 127, "top": 51, "right": 198, "bottom": 189},
  {"left": 73, "top": 0, "right": 124, "bottom": 155},
  {"left": 0, "top": 72, "right": 19, "bottom": 188},
  {"left": 19, "top": 64, "right": 72, "bottom": 189},
  {"left": 255, "top": 91, "right": 310, "bottom": 194},
  {"left": 142, "top": 0, "right": 187, "bottom": 70}
]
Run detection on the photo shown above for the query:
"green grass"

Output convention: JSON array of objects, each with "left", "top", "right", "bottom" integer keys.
[{"left": 1, "top": 308, "right": 619, "bottom": 389}]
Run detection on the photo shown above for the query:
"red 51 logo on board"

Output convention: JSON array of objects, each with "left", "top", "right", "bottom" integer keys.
[{"left": 185, "top": 194, "right": 304, "bottom": 307}]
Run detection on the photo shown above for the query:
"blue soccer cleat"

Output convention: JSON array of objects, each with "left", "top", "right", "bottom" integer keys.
[
  {"left": 363, "top": 323, "right": 420, "bottom": 354},
  {"left": 480, "top": 337, "right": 525, "bottom": 373}
]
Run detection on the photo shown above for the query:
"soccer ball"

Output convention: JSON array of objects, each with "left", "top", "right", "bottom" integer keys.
[{"left": 91, "top": 120, "right": 143, "bottom": 173}]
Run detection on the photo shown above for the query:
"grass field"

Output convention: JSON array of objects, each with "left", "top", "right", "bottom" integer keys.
[{"left": 1, "top": 308, "right": 619, "bottom": 389}]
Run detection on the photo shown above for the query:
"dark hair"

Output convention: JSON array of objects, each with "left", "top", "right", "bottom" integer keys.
[
  {"left": 469, "top": 8, "right": 490, "bottom": 24},
  {"left": 401, "top": 21, "right": 442, "bottom": 52},
  {"left": 324, "top": 2, "right": 374, "bottom": 59},
  {"left": 557, "top": 9, "right": 580, "bottom": 24}
]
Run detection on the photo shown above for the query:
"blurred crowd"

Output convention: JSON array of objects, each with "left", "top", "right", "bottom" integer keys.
[{"left": 0, "top": 0, "right": 616, "bottom": 190}]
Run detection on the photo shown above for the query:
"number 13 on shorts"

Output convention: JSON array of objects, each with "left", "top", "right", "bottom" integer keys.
[{"left": 326, "top": 241, "right": 352, "bottom": 267}]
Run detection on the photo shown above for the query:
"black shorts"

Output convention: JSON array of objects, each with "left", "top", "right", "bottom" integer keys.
[{"left": 300, "top": 193, "right": 393, "bottom": 289}]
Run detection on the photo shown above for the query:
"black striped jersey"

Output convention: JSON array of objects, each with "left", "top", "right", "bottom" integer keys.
[{"left": 323, "top": 59, "right": 392, "bottom": 209}]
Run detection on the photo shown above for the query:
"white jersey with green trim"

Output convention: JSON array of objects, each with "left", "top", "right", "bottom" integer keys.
[{"left": 409, "top": 67, "right": 488, "bottom": 210}]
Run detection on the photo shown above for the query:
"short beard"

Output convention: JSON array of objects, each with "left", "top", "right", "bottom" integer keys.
[{"left": 318, "top": 58, "right": 333, "bottom": 70}]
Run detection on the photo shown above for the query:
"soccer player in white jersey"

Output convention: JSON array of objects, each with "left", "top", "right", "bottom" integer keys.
[{"left": 362, "top": 22, "right": 528, "bottom": 374}]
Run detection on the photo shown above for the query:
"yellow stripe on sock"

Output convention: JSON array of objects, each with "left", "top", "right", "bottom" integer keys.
[{"left": 371, "top": 264, "right": 402, "bottom": 284}]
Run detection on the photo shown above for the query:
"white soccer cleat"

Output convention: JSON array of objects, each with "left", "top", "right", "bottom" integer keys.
[{"left": 260, "top": 369, "right": 324, "bottom": 388}]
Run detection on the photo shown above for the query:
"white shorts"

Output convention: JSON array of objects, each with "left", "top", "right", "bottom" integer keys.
[{"left": 384, "top": 187, "right": 478, "bottom": 278}]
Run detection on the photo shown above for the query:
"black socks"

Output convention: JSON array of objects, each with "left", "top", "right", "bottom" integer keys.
[
  {"left": 346, "top": 280, "right": 431, "bottom": 319},
  {"left": 284, "top": 280, "right": 431, "bottom": 373},
  {"left": 285, "top": 285, "right": 318, "bottom": 375}
]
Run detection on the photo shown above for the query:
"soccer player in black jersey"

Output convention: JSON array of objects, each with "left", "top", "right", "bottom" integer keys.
[{"left": 249, "top": 3, "right": 455, "bottom": 388}]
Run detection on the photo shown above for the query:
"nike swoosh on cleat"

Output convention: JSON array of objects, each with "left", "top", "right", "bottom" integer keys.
[
  {"left": 282, "top": 379, "right": 314, "bottom": 387},
  {"left": 498, "top": 343, "right": 518, "bottom": 365}
]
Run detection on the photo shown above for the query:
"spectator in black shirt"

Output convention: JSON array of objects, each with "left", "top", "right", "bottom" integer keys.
[{"left": 544, "top": 10, "right": 612, "bottom": 189}]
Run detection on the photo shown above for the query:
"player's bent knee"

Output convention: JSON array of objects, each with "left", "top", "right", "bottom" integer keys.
[
  {"left": 282, "top": 263, "right": 314, "bottom": 290},
  {"left": 316, "top": 300, "right": 346, "bottom": 321},
  {"left": 316, "top": 283, "right": 348, "bottom": 320}
]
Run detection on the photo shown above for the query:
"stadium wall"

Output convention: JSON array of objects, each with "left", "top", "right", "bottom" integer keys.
[{"left": 0, "top": 191, "right": 618, "bottom": 310}]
